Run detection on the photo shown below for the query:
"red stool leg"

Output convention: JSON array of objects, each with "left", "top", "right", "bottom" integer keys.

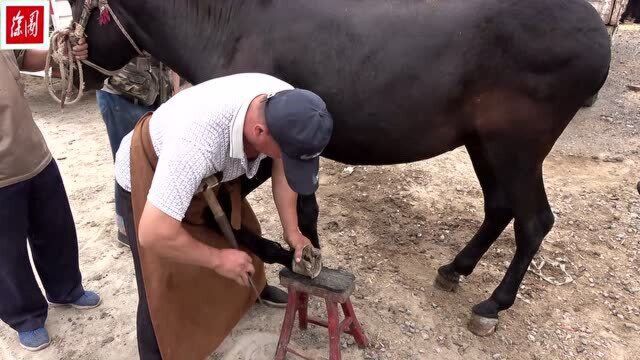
[
  {"left": 341, "top": 300, "right": 369, "bottom": 348},
  {"left": 326, "top": 300, "right": 341, "bottom": 360},
  {"left": 275, "top": 288, "right": 300, "bottom": 360},
  {"left": 298, "top": 293, "right": 309, "bottom": 330}
]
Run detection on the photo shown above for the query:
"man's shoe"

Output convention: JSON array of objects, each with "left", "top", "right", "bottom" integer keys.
[
  {"left": 258, "top": 285, "right": 288, "bottom": 308},
  {"left": 18, "top": 327, "right": 50, "bottom": 351},
  {"left": 49, "top": 290, "right": 102, "bottom": 310}
]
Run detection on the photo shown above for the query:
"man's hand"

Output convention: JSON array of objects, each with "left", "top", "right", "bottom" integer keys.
[
  {"left": 211, "top": 249, "right": 255, "bottom": 287},
  {"left": 71, "top": 37, "right": 89, "bottom": 61},
  {"left": 139, "top": 202, "right": 257, "bottom": 287},
  {"left": 286, "top": 230, "right": 313, "bottom": 263}
]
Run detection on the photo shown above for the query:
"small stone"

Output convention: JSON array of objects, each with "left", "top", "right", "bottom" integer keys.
[
  {"left": 493, "top": 354, "right": 501, "bottom": 359},
  {"left": 627, "top": 84, "right": 640, "bottom": 92},
  {"left": 528, "top": 334, "right": 536, "bottom": 342},
  {"left": 101, "top": 336, "right": 114, "bottom": 345},
  {"left": 624, "top": 322, "right": 640, "bottom": 331},
  {"left": 342, "top": 166, "right": 355, "bottom": 175}
]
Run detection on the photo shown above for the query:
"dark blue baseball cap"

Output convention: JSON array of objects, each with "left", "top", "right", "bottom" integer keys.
[{"left": 265, "top": 89, "right": 333, "bottom": 195}]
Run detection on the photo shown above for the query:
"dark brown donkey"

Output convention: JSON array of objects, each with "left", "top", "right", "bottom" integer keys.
[{"left": 68, "top": 0, "right": 611, "bottom": 335}]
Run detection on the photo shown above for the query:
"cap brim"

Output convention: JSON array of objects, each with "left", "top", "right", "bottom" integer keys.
[{"left": 281, "top": 154, "right": 319, "bottom": 195}]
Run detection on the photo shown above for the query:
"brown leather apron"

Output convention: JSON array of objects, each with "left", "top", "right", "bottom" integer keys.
[{"left": 129, "top": 112, "right": 266, "bottom": 360}]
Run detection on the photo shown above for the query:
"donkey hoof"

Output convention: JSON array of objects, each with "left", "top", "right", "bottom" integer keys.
[
  {"left": 468, "top": 313, "right": 498, "bottom": 337},
  {"left": 434, "top": 272, "right": 459, "bottom": 292},
  {"left": 434, "top": 265, "right": 460, "bottom": 292},
  {"left": 292, "top": 245, "right": 322, "bottom": 279}
]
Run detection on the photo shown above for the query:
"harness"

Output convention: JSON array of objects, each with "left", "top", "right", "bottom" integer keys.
[{"left": 45, "top": 0, "right": 143, "bottom": 106}]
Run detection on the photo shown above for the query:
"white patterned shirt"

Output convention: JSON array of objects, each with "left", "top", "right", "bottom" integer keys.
[{"left": 114, "top": 73, "right": 293, "bottom": 221}]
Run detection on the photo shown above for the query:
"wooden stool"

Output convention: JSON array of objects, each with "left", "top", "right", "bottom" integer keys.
[{"left": 275, "top": 268, "right": 368, "bottom": 360}]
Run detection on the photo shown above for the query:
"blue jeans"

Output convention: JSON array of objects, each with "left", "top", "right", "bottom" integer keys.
[{"left": 96, "top": 90, "right": 157, "bottom": 245}]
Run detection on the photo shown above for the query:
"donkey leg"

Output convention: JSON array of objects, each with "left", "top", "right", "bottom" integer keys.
[
  {"left": 435, "top": 144, "right": 514, "bottom": 291},
  {"left": 469, "top": 170, "right": 554, "bottom": 336},
  {"left": 297, "top": 193, "right": 320, "bottom": 249},
  {"left": 234, "top": 228, "right": 295, "bottom": 268}
]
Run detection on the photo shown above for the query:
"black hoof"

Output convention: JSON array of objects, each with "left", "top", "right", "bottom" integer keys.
[
  {"left": 434, "top": 264, "right": 460, "bottom": 292},
  {"left": 468, "top": 312, "right": 499, "bottom": 336}
]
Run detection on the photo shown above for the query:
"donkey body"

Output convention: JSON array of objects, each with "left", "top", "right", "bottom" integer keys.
[{"left": 71, "top": 0, "right": 611, "bottom": 334}]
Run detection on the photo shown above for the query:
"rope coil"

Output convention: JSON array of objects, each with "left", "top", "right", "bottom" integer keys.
[
  {"left": 44, "top": 29, "right": 85, "bottom": 107},
  {"left": 44, "top": 1, "right": 143, "bottom": 108}
]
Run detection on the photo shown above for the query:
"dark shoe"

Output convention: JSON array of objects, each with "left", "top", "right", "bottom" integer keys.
[{"left": 258, "top": 285, "right": 288, "bottom": 308}]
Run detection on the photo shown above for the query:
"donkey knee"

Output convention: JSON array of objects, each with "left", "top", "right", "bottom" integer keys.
[
  {"left": 515, "top": 208, "right": 554, "bottom": 254},
  {"left": 538, "top": 208, "right": 555, "bottom": 236}
]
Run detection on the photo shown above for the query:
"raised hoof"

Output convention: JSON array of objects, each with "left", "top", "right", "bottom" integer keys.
[
  {"left": 468, "top": 313, "right": 499, "bottom": 337},
  {"left": 434, "top": 272, "right": 459, "bottom": 292},
  {"left": 292, "top": 245, "right": 322, "bottom": 278}
]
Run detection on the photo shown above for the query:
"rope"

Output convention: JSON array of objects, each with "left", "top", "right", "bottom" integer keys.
[
  {"left": 44, "top": 29, "right": 85, "bottom": 107},
  {"left": 44, "top": 1, "right": 143, "bottom": 107},
  {"left": 104, "top": 4, "right": 143, "bottom": 56}
]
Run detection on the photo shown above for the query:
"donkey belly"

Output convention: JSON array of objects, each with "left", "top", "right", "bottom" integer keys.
[{"left": 321, "top": 113, "right": 467, "bottom": 166}]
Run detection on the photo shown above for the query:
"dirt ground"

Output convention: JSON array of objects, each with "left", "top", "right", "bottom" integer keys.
[{"left": 0, "top": 24, "right": 638, "bottom": 360}]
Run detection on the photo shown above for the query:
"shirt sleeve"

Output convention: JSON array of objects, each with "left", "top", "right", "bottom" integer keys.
[{"left": 146, "top": 121, "right": 224, "bottom": 221}]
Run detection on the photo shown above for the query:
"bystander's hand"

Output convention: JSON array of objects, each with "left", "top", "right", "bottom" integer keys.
[{"left": 71, "top": 37, "right": 88, "bottom": 61}]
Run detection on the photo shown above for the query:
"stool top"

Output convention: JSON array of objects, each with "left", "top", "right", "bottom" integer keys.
[{"left": 279, "top": 267, "right": 355, "bottom": 301}]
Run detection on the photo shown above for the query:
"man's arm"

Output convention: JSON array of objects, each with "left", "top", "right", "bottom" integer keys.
[
  {"left": 272, "top": 158, "right": 313, "bottom": 262},
  {"left": 138, "top": 201, "right": 255, "bottom": 287},
  {"left": 19, "top": 38, "right": 88, "bottom": 72}
]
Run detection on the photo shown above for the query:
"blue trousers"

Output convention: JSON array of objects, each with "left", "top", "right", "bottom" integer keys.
[
  {"left": 0, "top": 161, "right": 84, "bottom": 332},
  {"left": 96, "top": 90, "right": 157, "bottom": 245}
]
